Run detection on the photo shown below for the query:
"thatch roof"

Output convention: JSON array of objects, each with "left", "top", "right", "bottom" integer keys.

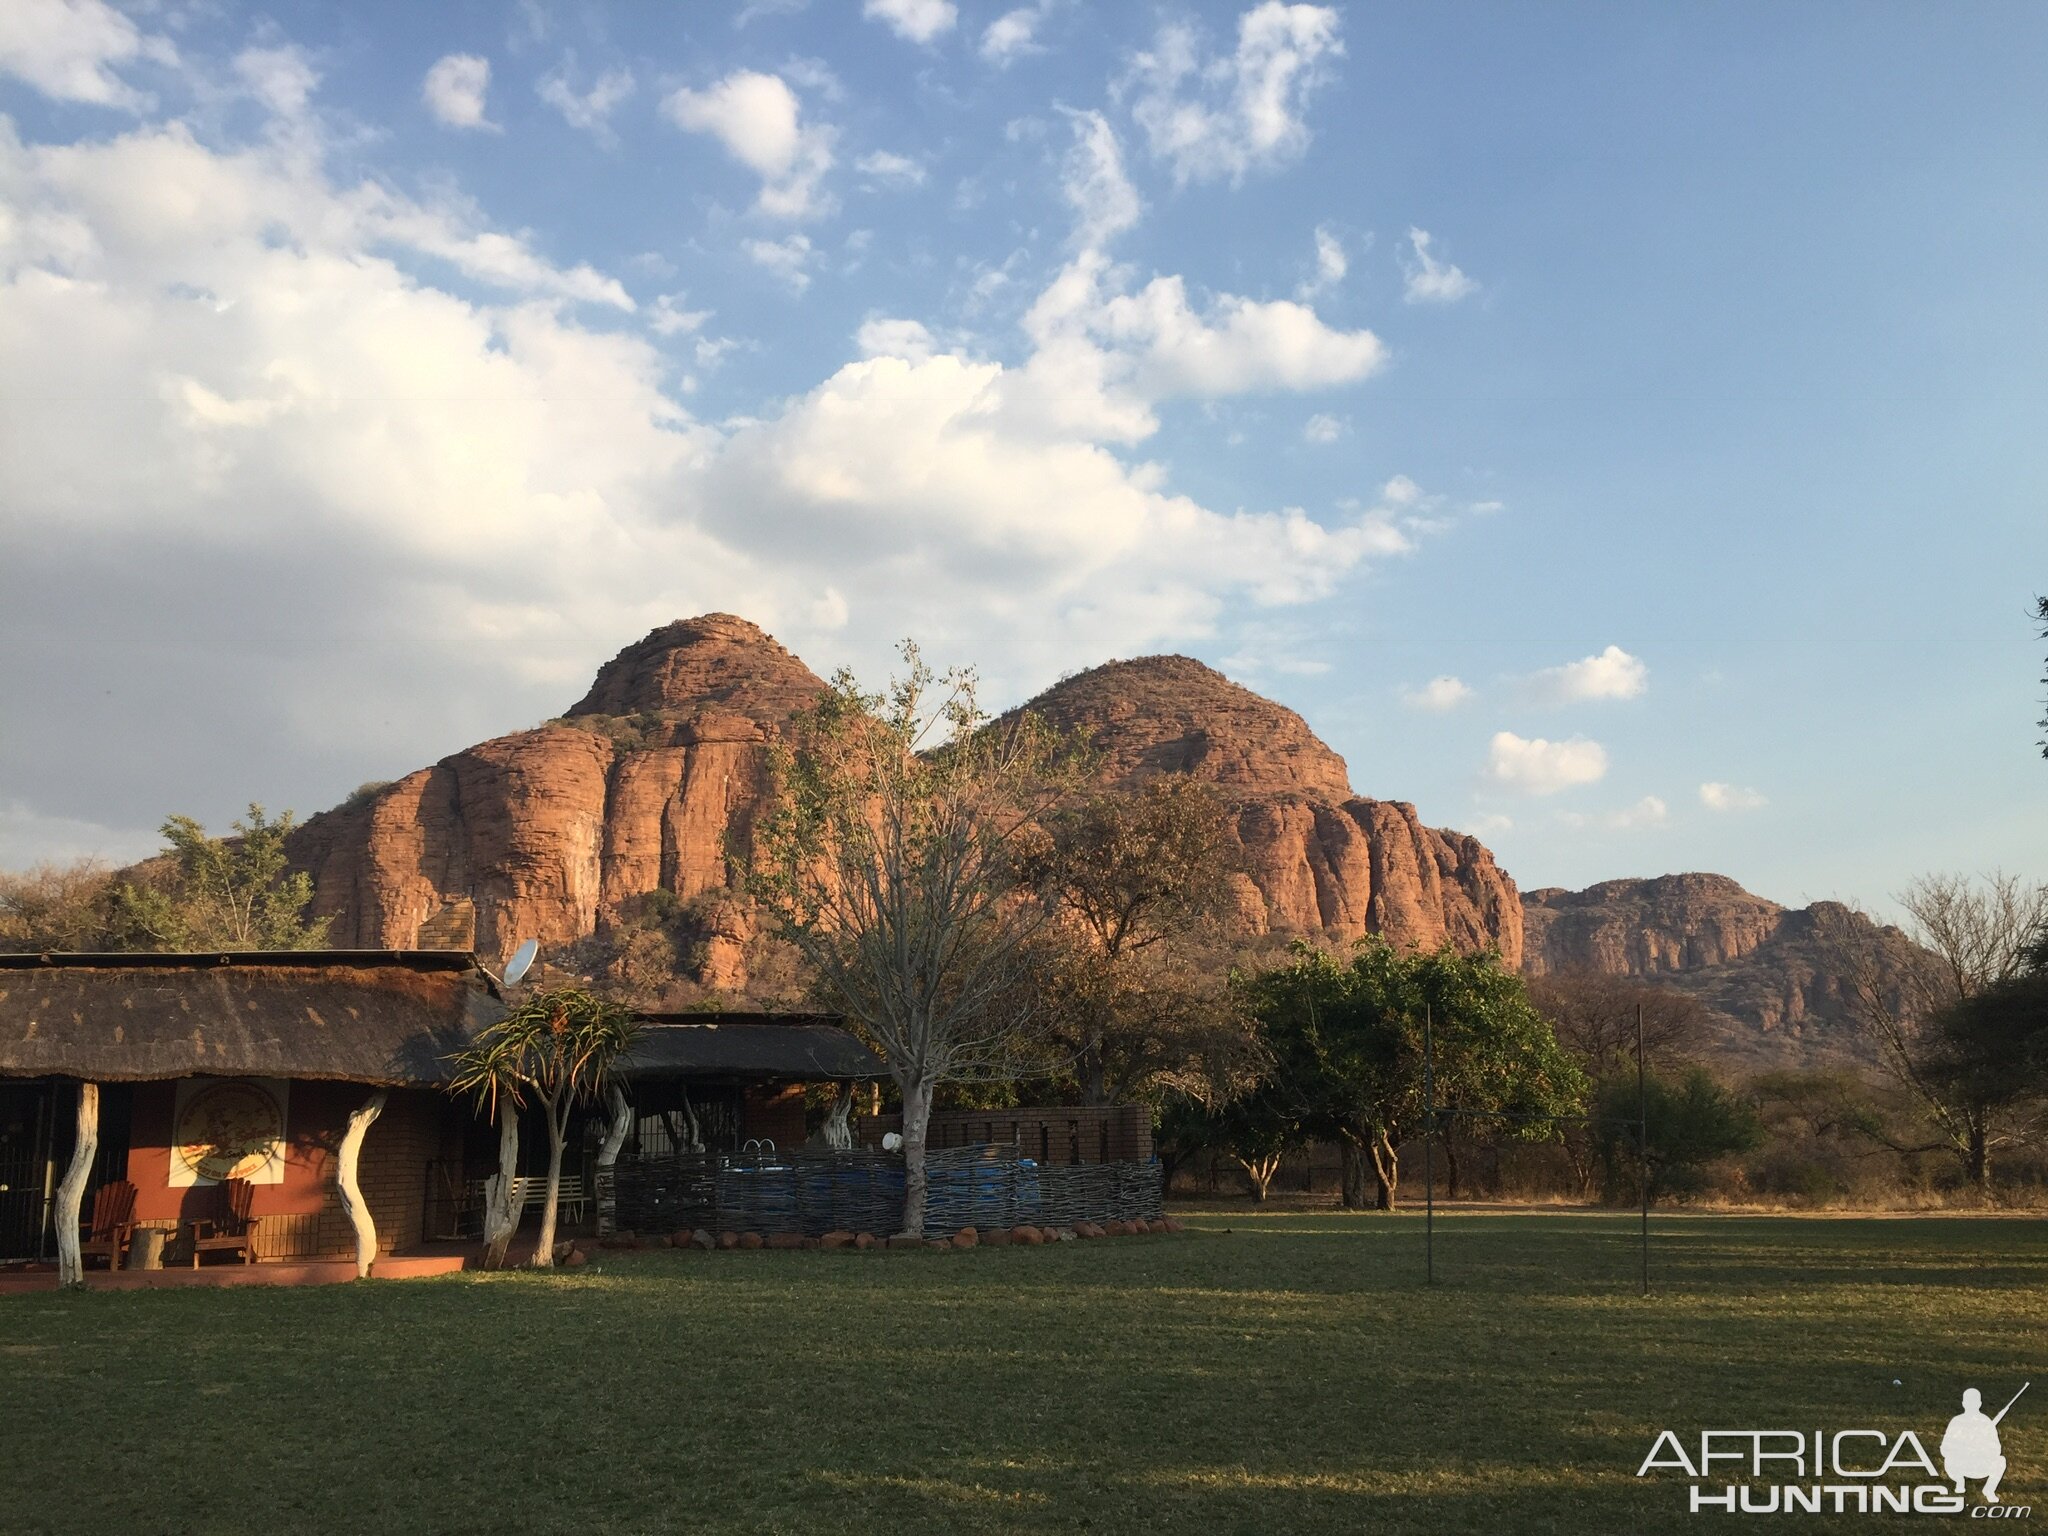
[
  {"left": 0, "top": 952, "right": 503, "bottom": 1086},
  {"left": 621, "top": 1014, "right": 884, "bottom": 1081}
]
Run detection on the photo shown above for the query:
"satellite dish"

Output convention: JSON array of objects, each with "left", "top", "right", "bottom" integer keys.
[{"left": 502, "top": 939, "right": 539, "bottom": 986}]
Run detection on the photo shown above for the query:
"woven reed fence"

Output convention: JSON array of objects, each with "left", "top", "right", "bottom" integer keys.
[{"left": 612, "top": 1141, "right": 1162, "bottom": 1239}]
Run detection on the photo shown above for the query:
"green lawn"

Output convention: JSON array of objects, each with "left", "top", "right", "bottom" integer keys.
[{"left": 3, "top": 1210, "right": 2044, "bottom": 1534}]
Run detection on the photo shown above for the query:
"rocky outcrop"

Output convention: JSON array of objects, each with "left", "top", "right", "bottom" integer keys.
[
  {"left": 1015, "top": 656, "right": 1523, "bottom": 965},
  {"left": 288, "top": 615, "right": 824, "bottom": 984},
  {"left": 289, "top": 622, "right": 1524, "bottom": 990},
  {"left": 1522, "top": 873, "right": 1786, "bottom": 978},
  {"left": 1522, "top": 875, "right": 1889, "bottom": 1069}
]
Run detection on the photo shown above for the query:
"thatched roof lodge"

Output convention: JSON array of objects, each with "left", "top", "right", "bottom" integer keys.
[
  {"left": 0, "top": 952, "right": 880, "bottom": 1278},
  {"left": 0, "top": 951, "right": 506, "bottom": 1278},
  {"left": 0, "top": 950, "right": 502, "bottom": 1086}
]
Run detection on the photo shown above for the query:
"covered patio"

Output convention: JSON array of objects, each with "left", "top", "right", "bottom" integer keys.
[{"left": 0, "top": 950, "right": 504, "bottom": 1285}]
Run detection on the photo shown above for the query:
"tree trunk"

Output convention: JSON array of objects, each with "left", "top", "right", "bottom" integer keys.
[
  {"left": 1079, "top": 1041, "right": 1108, "bottom": 1108},
  {"left": 532, "top": 1104, "right": 565, "bottom": 1266},
  {"left": 823, "top": 1081, "right": 855, "bottom": 1150},
  {"left": 1443, "top": 1137, "right": 1461, "bottom": 1202},
  {"left": 54, "top": 1081, "right": 98, "bottom": 1289},
  {"left": 1368, "top": 1128, "right": 1399, "bottom": 1211},
  {"left": 1338, "top": 1139, "right": 1367, "bottom": 1209},
  {"left": 595, "top": 1086, "right": 631, "bottom": 1235},
  {"left": 899, "top": 1075, "right": 934, "bottom": 1238},
  {"left": 1968, "top": 1123, "right": 1992, "bottom": 1199},
  {"left": 481, "top": 1105, "right": 520, "bottom": 1270},
  {"left": 1237, "top": 1153, "right": 1282, "bottom": 1202},
  {"left": 337, "top": 1088, "right": 387, "bottom": 1279}
]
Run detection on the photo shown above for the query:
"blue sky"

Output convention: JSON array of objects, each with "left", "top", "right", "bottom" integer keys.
[{"left": 1, "top": 0, "right": 2043, "bottom": 917}]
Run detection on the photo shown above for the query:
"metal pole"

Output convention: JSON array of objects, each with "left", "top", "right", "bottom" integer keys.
[
  {"left": 1637, "top": 1001, "right": 1649, "bottom": 1298},
  {"left": 1424, "top": 1002, "right": 1435, "bottom": 1286}
]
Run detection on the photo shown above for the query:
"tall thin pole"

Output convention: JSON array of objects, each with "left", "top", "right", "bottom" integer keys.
[
  {"left": 1424, "top": 1002, "right": 1436, "bottom": 1286},
  {"left": 1637, "top": 1002, "right": 1649, "bottom": 1298}
]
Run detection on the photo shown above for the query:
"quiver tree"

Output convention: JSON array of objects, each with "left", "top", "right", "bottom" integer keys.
[
  {"left": 449, "top": 987, "right": 638, "bottom": 1268},
  {"left": 741, "top": 643, "right": 1079, "bottom": 1239}
]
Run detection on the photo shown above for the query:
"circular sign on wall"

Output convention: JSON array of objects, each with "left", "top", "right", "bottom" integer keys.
[{"left": 174, "top": 1079, "right": 285, "bottom": 1184}]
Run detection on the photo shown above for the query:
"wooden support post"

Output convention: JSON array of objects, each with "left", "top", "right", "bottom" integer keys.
[
  {"left": 54, "top": 1081, "right": 99, "bottom": 1289},
  {"left": 594, "top": 1086, "right": 630, "bottom": 1236},
  {"left": 823, "top": 1081, "right": 854, "bottom": 1151},
  {"left": 481, "top": 1105, "right": 520, "bottom": 1270},
  {"left": 337, "top": 1088, "right": 388, "bottom": 1279}
]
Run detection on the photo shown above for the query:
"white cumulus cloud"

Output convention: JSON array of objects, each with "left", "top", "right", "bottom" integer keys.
[
  {"left": 0, "top": 101, "right": 1441, "bottom": 864},
  {"left": 1060, "top": 110, "right": 1142, "bottom": 250},
  {"left": 1402, "top": 676, "right": 1471, "bottom": 712},
  {"left": 0, "top": 0, "right": 176, "bottom": 111},
  {"left": 742, "top": 232, "right": 814, "bottom": 290},
  {"left": 1302, "top": 412, "right": 1343, "bottom": 444},
  {"left": 234, "top": 45, "right": 319, "bottom": 119},
  {"left": 423, "top": 53, "right": 496, "bottom": 131},
  {"left": 855, "top": 149, "right": 925, "bottom": 188},
  {"left": 1403, "top": 227, "right": 1476, "bottom": 304},
  {"left": 864, "top": 0, "right": 956, "bottom": 44},
  {"left": 1699, "top": 782, "right": 1767, "bottom": 812},
  {"left": 538, "top": 59, "right": 635, "bottom": 140},
  {"left": 981, "top": 5, "right": 1048, "bottom": 66},
  {"left": 662, "top": 69, "right": 834, "bottom": 220},
  {"left": 1485, "top": 732, "right": 1609, "bottom": 795},
  {"left": 1297, "top": 223, "right": 1346, "bottom": 298},
  {"left": 1126, "top": 2, "right": 1343, "bottom": 186},
  {"left": 1526, "top": 644, "right": 1648, "bottom": 704}
]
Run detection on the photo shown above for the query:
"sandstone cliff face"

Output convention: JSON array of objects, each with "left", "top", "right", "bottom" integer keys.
[
  {"left": 289, "top": 615, "right": 823, "bottom": 981},
  {"left": 290, "top": 622, "right": 1524, "bottom": 989},
  {"left": 1522, "top": 875, "right": 1884, "bottom": 1068},
  {"left": 1522, "top": 873, "right": 1785, "bottom": 978},
  {"left": 1017, "top": 656, "right": 1523, "bottom": 965}
]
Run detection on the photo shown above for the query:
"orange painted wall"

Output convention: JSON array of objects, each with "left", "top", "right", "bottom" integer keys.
[{"left": 124, "top": 1081, "right": 453, "bottom": 1259}]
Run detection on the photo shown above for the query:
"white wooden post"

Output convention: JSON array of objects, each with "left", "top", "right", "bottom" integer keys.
[
  {"left": 337, "top": 1088, "right": 388, "bottom": 1279},
  {"left": 480, "top": 1105, "right": 520, "bottom": 1269},
  {"left": 824, "top": 1081, "right": 854, "bottom": 1150},
  {"left": 594, "top": 1086, "right": 630, "bottom": 1236},
  {"left": 54, "top": 1081, "right": 99, "bottom": 1289}
]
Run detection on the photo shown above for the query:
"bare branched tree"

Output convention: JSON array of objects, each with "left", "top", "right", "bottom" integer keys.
[
  {"left": 741, "top": 643, "right": 1082, "bottom": 1238},
  {"left": 1817, "top": 872, "right": 2048, "bottom": 1192}
]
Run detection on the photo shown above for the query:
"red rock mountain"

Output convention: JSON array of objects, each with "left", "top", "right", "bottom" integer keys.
[
  {"left": 288, "top": 615, "right": 823, "bottom": 982},
  {"left": 1013, "top": 656, "right": 1522, "bottom": 966},
  {"left": 288, "top": 618, "right": 1524, "bottom": 985},
  {"left": 1522, "top": 874, "right": 1886, "bottom": 1069}
]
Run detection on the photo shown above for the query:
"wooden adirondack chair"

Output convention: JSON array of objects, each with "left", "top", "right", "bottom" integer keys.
[
  {"left": 80, "top": 1180, "right": 137, "bottom": 1271},
  {"left": 187, "top": 1177, "right": 259, "bottom": 1266}
]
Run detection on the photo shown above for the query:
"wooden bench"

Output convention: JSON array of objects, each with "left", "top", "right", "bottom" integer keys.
[{"left": 466, "top": 1175, "right": 587, "bottom": 1226}]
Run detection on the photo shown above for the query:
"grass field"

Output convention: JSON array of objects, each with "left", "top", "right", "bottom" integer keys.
[{"left": 3, "top": 1209, "right": 2044, "bottom": 1534}]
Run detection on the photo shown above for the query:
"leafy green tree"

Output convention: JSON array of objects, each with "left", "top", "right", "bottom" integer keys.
[
  {"left": 1026, "top": 779, "right": 1251, "bottom": 1105},
  {"left": 740, "top": 643, "right": 1081, "bottom": 1238},
  {"left": 104, "top": 805, "right": 330, "bottom": 950},
  {"left": 449, "top": 987, "right": 638, "bottom": 1268},
  {"left": 1242, "top": 940, "right": 1586, "bottom": 1209},
  {"left": 1594, "top": 1068, "right": 1762, "bottom": 1203}
]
